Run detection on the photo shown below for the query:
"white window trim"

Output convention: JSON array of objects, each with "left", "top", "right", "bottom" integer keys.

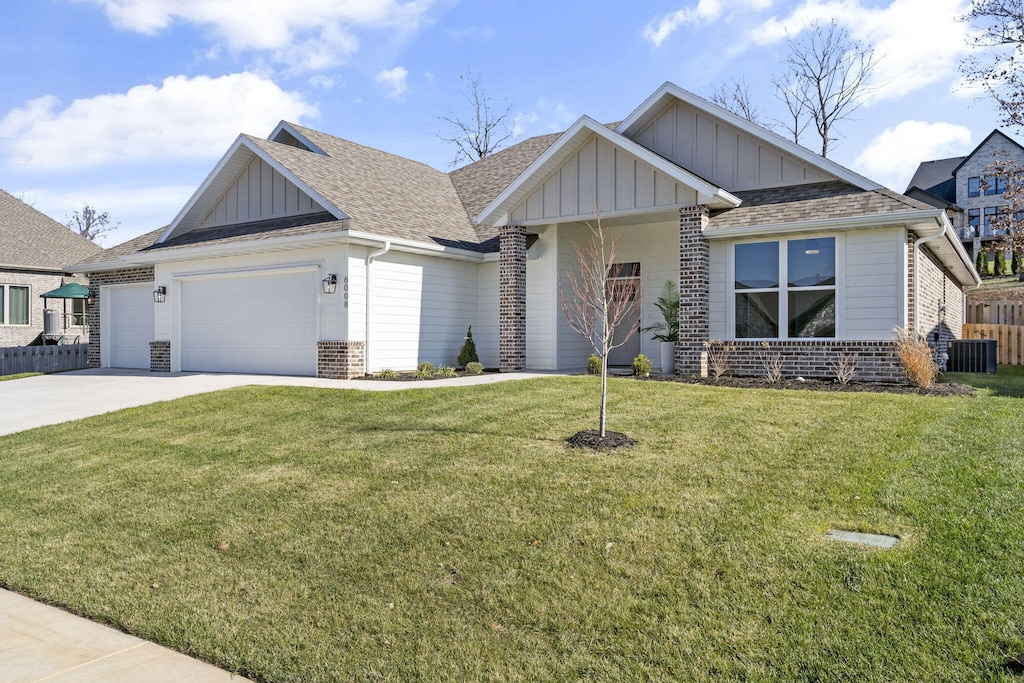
[
  {"left": 0, "top": 283, "right": 32, "bottom": 327},
  {"left": 726, "top": 234, "right": 845, "bottom": 341}
]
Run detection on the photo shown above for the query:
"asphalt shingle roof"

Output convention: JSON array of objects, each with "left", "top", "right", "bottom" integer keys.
[
  {"left": 709, "top": 181, "right": 933, "bottom": 230},
  {"left": 904, "top": 157, "right": 963, "bottom": 204},
  {"left": 0, "top": 189, "right": 102, "bottom": 271}
]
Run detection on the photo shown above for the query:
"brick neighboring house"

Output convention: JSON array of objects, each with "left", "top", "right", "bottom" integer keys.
[
  {"left": 0, "top": 189, "right": 102, "bottom": 347},
  {"left": 907, "top": 129, "right": 1024, "bottom": 260},
  {"left": 70, "top": 82, "right": 979, "bottom": 382}
]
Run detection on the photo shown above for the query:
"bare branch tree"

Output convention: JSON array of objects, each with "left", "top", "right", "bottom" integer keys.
[
  {"left": 773, "top": 20, "right": 877, "bottom": 157},
  {"left": 984, "top": 155, "right": 1024, "bottom": 280},
  {"left": 438, "top": 69, "right": 514, "bottom": 167},
  {"left": 65, "top": 204, "right": 119, "bottom": 242},
  {"left": 709, "top": 77, "right": 763, "bottom": 124},
  {"left": 558, "top": 217, "right": 644, "bottom": 438},
  {"left": 960, "top": 0, "right": 1024, "bottom": 127},
  {"left": 770, "top": 74, "right": 812, "bottom": 145}
]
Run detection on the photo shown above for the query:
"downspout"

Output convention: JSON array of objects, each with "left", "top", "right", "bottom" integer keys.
[
  {"left": 912, "top": 218, "right": 947, "bottom": 341},
  {"left": 364, "top": 240, "right": 391, "bottom": 374}
]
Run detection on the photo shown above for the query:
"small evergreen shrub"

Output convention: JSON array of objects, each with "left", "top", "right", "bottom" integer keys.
[
  {"left": 457, "top": 326, "right": 479, "bottom": 367},
  {"left": 464, "top": 361, "right": 484, "bottom": 375},
  {"left": 586, "top": 354, "right": 602, "bottom": 375},
  {"left": 414, "top": 361, "right": 435, "bottom": 379},
  {"left": 893, "top": 327, "right": 938, "bottom": 388},
  {"left": 434, "top": 365, "right": 457, "bottom": 378},
  {"left": 1013, "top": 250, "right": 1021, "bottom": 276},
  {"left": 632, "top": 353, "right": 652, "bottom": 378},
  {"left": 995, "top": 249, "right": 1006, "bottom": 276},
  {"left": 976, "top": 249, "right": 987, "bottom": 276},
  {"left": 377, "top": 368, "right": 397, "bottom": 378}
]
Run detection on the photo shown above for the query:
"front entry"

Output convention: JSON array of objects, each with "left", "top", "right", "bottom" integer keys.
[{"left": 606, "top": 262, "right": 641, "bottom": 366}]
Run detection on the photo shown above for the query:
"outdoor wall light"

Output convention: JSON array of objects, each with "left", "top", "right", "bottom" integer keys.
[
  {"left": 153, "top": 286, "right": 167, "bottom": 303},
  {"left": 322, "top": 274, "right": 338, "bottom": 295}
]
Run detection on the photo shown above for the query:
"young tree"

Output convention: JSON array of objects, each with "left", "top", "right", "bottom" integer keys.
[
  {"left": 438, "top": 69, "right": 514, "bottom": 167},
  {"left": 559, "top": 218, "right": 644, "bottom": 440},
  {"left": 771, "top": 75, "right": 812, "bottom": 145},
  {"left": 65, "top": 204, "right": 119, "bottom": 242},
  {"left": 773, "top": 21, "right": 877, "bottom": 157},
  {"left": 709, "top": 78, "right": 763, "bottom": 125},
  {"left": 960, "top": 0, "right": 1024, "bottom": 127},
  {"left": 985, "top": 156, "right": 1024, "bottom": 280}
]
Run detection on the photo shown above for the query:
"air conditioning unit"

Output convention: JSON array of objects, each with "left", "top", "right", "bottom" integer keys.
[{"left": 947, "top": 339, "right": 997, "bottom": 373}]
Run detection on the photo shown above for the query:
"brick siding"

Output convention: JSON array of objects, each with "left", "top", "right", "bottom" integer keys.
[
  {"left": 913, "top": 235, "right": 965, "bottom": 359},
  {"left": 149, "top": 340, "right": 170, "bottom": 372},
  {"left": 499, "top": 225, "right": 526, "bottom": 372},
  {"left": 0, "top": 270, "right": 68, "bottom": 347},
  {"left": 86, "top": 267, "right": 155, "bottom": 367},
  {"left": 318, "top": 340, "right": 365, "bottom": 379},
  {"left": 675, "top": 206, "right": 711, "bottom": 374},
  {"left": 705, "top": 340, "right": 905, "bottom": 383}
]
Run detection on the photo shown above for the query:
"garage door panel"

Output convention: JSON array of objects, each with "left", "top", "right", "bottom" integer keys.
[
  {"left": 107, "top": 285, "right": 154, "bottom": 369},
  {"left": 180, "top": 271, "right": 317, "bottom": 376}
]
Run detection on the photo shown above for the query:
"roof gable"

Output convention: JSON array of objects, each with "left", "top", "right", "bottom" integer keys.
[
  {"left": 951, "top": 129, "right": 1024, "bottom": 176},
  {"left": 0, "top": 189, "right": 102, "bottom": 271},
  {"left": 616, "top": 83, "right": 881, "bottom": 192}
]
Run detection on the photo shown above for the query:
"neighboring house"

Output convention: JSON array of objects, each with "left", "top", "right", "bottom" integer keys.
[
  {"left": 0, "top": 189, "right": 102, "bottom": 347},
  {"left": 71, "top": 82, "right": 978, "bottom": 381},
  {"left": 907, "top": 129, "right": 1024, "bottom": 258}
]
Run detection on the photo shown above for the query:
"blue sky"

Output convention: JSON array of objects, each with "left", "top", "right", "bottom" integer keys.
[{"left": 0, "top": 0, "right": 1008, "bottom": 244}]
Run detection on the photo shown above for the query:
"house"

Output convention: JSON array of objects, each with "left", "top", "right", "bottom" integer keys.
[
  {"left": 907, "top": 129, "right": 1024, "bottom": 259},
  {"left": 70, "top": 82, "right": 979, "bottom": 381},
  {"left": 0, "top": 190, "right": 102, "bottom": 347}
]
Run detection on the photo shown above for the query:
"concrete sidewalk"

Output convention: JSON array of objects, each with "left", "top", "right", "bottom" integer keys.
[{"left": 0, "top": 588, "right": 249, "bottom": 682}]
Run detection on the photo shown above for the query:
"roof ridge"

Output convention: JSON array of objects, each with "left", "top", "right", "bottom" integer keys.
[{"left": 284, "top": 121, "right": 451, "bottom": 177}]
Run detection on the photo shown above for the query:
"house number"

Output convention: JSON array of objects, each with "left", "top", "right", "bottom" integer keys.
[{"left": 343, "top": 276, "right": 349, "bottom": 308}]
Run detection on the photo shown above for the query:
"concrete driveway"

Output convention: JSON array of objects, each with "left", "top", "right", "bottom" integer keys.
[{"left": 0, "top": 368, "right": 555, "bottom": 437}]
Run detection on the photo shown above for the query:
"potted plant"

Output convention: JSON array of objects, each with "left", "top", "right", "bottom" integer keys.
[{"left": 641, "top": 280, "right": 679, "bottom": 374}]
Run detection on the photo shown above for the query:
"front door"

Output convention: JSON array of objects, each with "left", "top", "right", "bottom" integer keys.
[{"left": 606, "top": 262, "right": 641, "bottom": 367}]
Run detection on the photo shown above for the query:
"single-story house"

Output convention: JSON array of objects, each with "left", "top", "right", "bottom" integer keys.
[
  {"left": 71, "top": 82, "right": 980, "bottom": 381},
  {"left": 1, "top": 189, "right": 102, "bottom": 347}
]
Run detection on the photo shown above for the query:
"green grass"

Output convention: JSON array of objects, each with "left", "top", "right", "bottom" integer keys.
[
  {"left": 973, "top": 274, "right": 1024, "bottom": 297},
  {"left": 1, "top": 377, "right": 1023, "bottom": 681},
  {"left": 0, "top": 372, "right": 42, "bottom": 382}
]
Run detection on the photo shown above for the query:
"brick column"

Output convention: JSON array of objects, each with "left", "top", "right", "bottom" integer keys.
[
  {"left": 676, "top": 206, "right": 711, "bottom": 375},
  {"left": 499, "top": 225, "right": 526, "bottom": 372},
  {"left": 149, "top": 341, "right": 171, "bottom": 372},
  {"left": 318, "top": 341, "right": 365, "bottom": 379}
]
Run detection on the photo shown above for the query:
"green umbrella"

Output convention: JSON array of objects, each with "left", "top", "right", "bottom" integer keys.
[{"left": 39, "top": 282, "right": 89, "bottom": 299}]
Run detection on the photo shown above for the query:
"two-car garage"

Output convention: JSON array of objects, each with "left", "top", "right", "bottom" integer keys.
[{"left": 103, "top": 269, "right": 319, "bottom": 376}]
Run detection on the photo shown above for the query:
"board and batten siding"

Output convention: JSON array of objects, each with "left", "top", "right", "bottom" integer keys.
[
  {"left": 475, "top": 262, "right": 499, "bottom": 369},
  {"left": 509, "top": 135, "right": 699, "bottom": 225},
  {"left": 360, "top": 250, "right": 478, "bottom": 372},
  {"left": 526, "top": 232, "right": 557, "bottom": 370},
  {"left": 634, "top": 102, "right": 830, "bottom": 192},
  {"left": 199, "top": 156, "right": 322, "bottom": 229}
]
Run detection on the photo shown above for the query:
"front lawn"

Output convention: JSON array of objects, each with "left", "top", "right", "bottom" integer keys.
[{"left": 1, "top": 377, "right": 1022, "bottom": 681}]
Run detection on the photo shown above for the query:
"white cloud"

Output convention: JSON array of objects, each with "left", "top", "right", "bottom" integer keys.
[
  {"left": 376, "top": 66, "right": 409, "bottom": 98},
  {"left": 0, "top": 73, "right": 317, "bottom": 170},
  {"left": 854, "top": 119, "right": 972, "bottom": 190},
  {"left": 511, "top": 111, "right": 538, "bottom": 137},
  {"left": 79, "top": 0, "right": 434, "bottom": 71},
  {"left": 511, "top": 100, "right": 578, "bottom": 138},
  {"left": 751, "top": 0, "right": 976, "bottom": 103},
  {"left": 644, "top": 0, "right": 773, "bottom": 46}
]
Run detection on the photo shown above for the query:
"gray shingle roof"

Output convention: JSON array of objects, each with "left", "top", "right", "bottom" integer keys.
[
  {"left": 76, "top": 226, "right": 165, "bottom": 266},
  {"left": 0, "top": 189, "right": 102, "bottom": 271},
  {"left": 709, "top": 181, "right": 933, "bottom": 230},
  {"left": 905, "top": 157, "right": 963, "bottom": 204}
]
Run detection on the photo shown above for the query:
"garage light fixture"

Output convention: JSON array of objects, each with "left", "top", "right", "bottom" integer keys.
[
  {"left": 153, "top": 286, "right": 167, "bottom": 303},
  {"left": 322, "top": 274, "right": 338, "bottom": 295}
]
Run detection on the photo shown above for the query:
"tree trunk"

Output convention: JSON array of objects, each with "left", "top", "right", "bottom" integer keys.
[{"left": 599, "top": 355, "right": 608, "bottom": 437}]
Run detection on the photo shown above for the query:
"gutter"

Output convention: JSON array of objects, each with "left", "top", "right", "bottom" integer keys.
[
  {"left": 912, "top": 217, "right": 948, "bottom": 340},
  {"left": 364, "top": 239, "right": 391, "bottom": 375}
]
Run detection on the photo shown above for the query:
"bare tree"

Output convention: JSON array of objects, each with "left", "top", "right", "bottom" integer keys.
[
  {"left": 961, "top": 0, "right": 1024, "bottom": 127},
  {"left": 771, "top": 74, "right": 812, "bottom": 145},
  {"left": 984, "top": 156, "right": 1024, "bottom": 280},
  {"left": 438, "top": 69, "right": 514, "bottom": 167},
  {"left": 65, "top": 204, "right": 119, "bottom": 242},
  {"left": 709, "top": 78, "right": 763, "bottom": 124},
  {"left": 773, "top": 21, "right": 877, "bottom": 157},
  {"left": 559, "top": 217, "right": 644, "bottom": 440}
]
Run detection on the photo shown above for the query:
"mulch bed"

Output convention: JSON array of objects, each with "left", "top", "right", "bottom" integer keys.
[
  {"left": 354, "top": 370, "right": 498, "bottom": 382},
  {"left": 639, "top": 374, "right": 976, "bottom": 396},
  {"left": 566, "top": 429, "right": 638, "bottom": 450}
]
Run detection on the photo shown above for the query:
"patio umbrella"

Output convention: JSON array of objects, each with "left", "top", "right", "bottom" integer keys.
[{"left": 39, "top": 282, "right": 89, "bottom": 299}]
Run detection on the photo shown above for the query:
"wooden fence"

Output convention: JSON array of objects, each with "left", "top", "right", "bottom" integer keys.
[
  {"left": 962, "top": 324, "right": 1024, "bottom": 365},
  {"left": 0, "top": 344, "right": 90, "bottom": 376},
  {"left": 966, "top": 300, "right": 1024, "bottom": 325}
]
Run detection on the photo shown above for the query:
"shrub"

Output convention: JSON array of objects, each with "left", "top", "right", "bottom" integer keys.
[
  {"left": 414, "top": 361, "right": 435, "bottom": 379},
  {"left": 703, "top": 340, "right": 734, "bottom": 380},
  {"left": 893, "top": 327, "right": 938, "bottom": 388},
  {"left": 632, "top": 353, "right": 652, "bottom": 378},
  {"left": 995, "top": 249, "right": 1006, "bottom": 276},
  {"left": 457, "top": 326, "right": 479, "bottom": 367},
  {"left": 586, "top": 354, "right": 602, "bottom": 375},
  {"left": 1013, "top": 249, "right": 1021, "bottom": 276},
  {"left": 377, "top": 368, "right": 398, "bottom": 379},
  {"left": 464, "top": 361, "right": 484, "bottom": 375},
  {"left": 757, "top": 341, "right": 784, "bottom": 383},
  {"left": 976, "top": 248, "right": 987, "bottom": 277},
  {"left": 829, "top": 353, "right": 858, "bottom": 385},
  {"left": 434, "top": 365, "right": 457, "bottom": 378},
  {"left": 641, "top": 281, "right": 679, "bottom": 342}
]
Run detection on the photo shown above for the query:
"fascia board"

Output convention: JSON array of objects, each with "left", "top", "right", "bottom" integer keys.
[
  {"left": 616, "top": 82, "right": 882, "bottom": 193},
  {"left": 703, "top": 209, "right": 946, "bottom": 240}
]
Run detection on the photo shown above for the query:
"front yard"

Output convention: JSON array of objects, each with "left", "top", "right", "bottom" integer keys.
[{"left": 1, "top": 375, "right": 1022, "bottom": 681}]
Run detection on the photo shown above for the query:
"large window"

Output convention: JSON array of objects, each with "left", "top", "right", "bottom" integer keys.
[
  {"left": 734, "top": 237, "right": 836, "bottom": 339},
  {"left": 984, "top": 175, "right": 1006, "bottom": 196},
  {"left": 0, "top": 284, "right": 30, "bottom": 326},
  {"left": 968, "top": 176, "right": 980, "bottom": 197}
]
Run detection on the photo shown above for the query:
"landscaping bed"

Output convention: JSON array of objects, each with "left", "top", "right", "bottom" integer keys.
[
  {"left": 642, "top": 373, "right": 977, "bottom": 396},
  {"left": 354, "top": 368, "right": 499, "bottom": 381}
]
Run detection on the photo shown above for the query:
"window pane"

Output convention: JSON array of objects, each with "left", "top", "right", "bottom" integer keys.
[
  {"left": 735, "top": 242, "right": 778, "bottom": 289},
  {"left": 607, "top": 262, "right": 640, "bottom": 278},
  {"left": 788, "top": 237, "right": 835, "bottom": 287},
  {"left": 789, "top": 290, "right": 836, "bottom": 338},
  {"left": 9, "top": 286, "right": 29, "bottom": 325},
  {"left": 72, "top": 298, "right": 86, "bottom": 326},
  {"left": 968, "top": 208, "right": 980, "bottom": 227},
  {"left": 736, "top": 291, "right": 778, "bottom": 338},
  {"left": 968, "top": 176, "right": 980, "bottom": 197}
]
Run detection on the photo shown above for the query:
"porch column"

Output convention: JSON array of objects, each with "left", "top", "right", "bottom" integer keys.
[
  {"left": 676, "top": 205, "right": 711, "bottom": 375},
  {"left": 499, "top": 225, "right": 526, "bottom": 372}
]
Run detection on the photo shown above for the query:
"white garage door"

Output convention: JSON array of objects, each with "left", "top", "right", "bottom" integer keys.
[
  {"left": 180, "top": 270, "right": 318, "bottom": 376},
  {"left": 106, "top": 284, "right": 155, "bottom": 369}
]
